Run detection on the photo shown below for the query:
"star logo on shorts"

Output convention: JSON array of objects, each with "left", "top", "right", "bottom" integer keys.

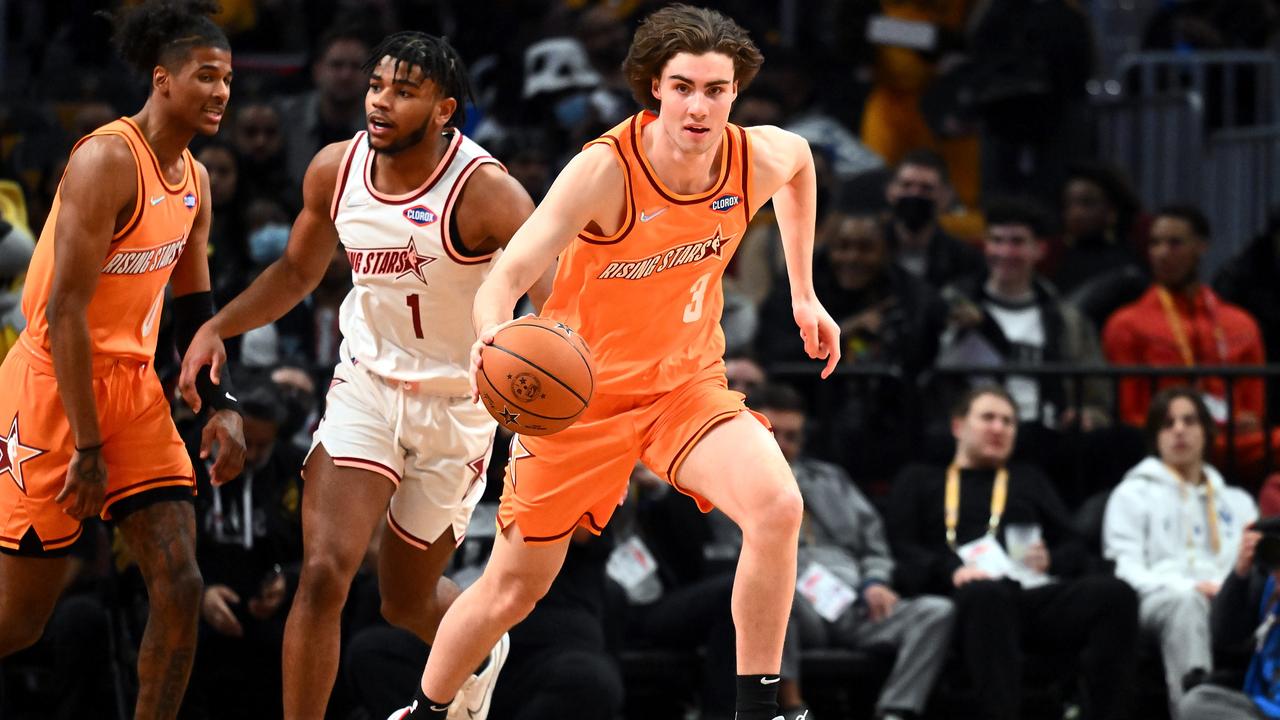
[
  {"left": 466, "top": 456, "right": 486, "bottom": 494},
  {"left": 498, "top": 406, "right": 520, "bottom": 426},
  {"left": 0, "top": 415, "right": 48, "bottom": 494}
]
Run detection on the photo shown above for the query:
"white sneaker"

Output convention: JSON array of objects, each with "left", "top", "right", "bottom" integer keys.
[{"left": 447, "top": 633, "right": 511, "bottom": 720}]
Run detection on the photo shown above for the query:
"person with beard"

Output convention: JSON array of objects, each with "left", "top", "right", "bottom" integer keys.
[
  {"left": 179, "top": 32, "right": 549, "bottom": 719},
  {"left": 884, "top": 149, "right": 984, "bottom": 289},
  {"left": 182, "top": 380, "right": 304, "bottom": 718},
  {"left": 1103, "top": 206, "right": 1270, "bottom": 464}
]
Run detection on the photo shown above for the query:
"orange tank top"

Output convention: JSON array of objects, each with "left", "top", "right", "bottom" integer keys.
[
  {"left": 22, "top": 118, "right": 201, "bottom": 365},
  {"left": 542, "top": 111, "right": 753, "bottom": 395}
]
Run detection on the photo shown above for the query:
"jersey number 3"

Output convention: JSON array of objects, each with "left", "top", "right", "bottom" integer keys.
[{"left": 683, "top": 273, "right": 710, "bottom": 323}]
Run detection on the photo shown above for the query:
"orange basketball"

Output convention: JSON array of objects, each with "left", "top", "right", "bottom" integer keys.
[{"left": 477, "top": 317, "right": 595, "bottom": 436}]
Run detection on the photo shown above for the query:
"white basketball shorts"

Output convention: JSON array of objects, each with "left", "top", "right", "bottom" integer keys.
[{"left": 308, "top": 355, "right": 497, "bottom": 550}]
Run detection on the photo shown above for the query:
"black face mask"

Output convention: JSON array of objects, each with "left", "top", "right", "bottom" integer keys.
[{"left": 892, "top": 195, "right": 936, "bottom": 233}]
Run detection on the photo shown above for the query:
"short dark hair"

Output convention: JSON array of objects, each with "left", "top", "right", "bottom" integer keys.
[
  {"left": 1155, "top": 204, "right": 1212, "bottom": 240},
  {"left": 238, "top": 379, "right": 286, "bottom": 425},
  {"left": 895, "top": 148, "right": 949, "bottom": 185},
  {"left": 746, "top": 383, "right": 807, "bottom": 415},
  {"left": 985, "top": 196, "right": 1053, "bottom": 238},
  {"left": 951, "top": 384, "right": 1016, "bottom": 419},
  {"left": 1144, "top": 386, "right": 1216, "bottom": 460},
  {"left": 623, "top": 4, "right": 764, "bottom": 112},
  {"left": 363, "top": 32, "right": 474, "bottom": 129},
  {"left": 107, "top": 0, "right": 230, "bottom": 76},
  {"left": 1064, "top": 161, "right": 1139, "bottom": 216}
]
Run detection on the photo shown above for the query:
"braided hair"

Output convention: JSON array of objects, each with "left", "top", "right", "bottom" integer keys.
[
  {"left": 363, "top": 32, "right": 473, "bottom": 129},
  {"left": 106, "top": 0, "right": 230, "bottom": 76}
]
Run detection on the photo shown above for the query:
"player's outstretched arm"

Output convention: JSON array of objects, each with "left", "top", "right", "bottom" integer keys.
[
  {"left": 472, "top": 143, "right": 621, "bottom": 333},
  {"left": 46, "top": 135, "right": 135, "bottom": 518},
  {"left": 748, "top": 125, "right": 840, "bottom": 377},
  {"left": 178, "top": 142, "right": 346, "bottom": 408},
  {"left": 467, "top": 143, "right": 622, "bottom": 399}
]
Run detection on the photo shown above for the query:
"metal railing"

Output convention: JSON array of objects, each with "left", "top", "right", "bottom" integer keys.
[
  {"left": 769, "top": 362, "right": 1280, "bottom": 491},
  {"left": 1094, "top": 92, "right": 1204, "bottom": 211},
  {"left": 1202, "top": 124, "right": 1280, "bottom": 271},
  {"left": 1115, "top": 50, "right": 1280, "bottom": 128}
]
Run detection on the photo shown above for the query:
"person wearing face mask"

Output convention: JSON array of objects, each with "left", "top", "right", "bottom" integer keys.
[
  {"left": 884, "top": 149, "right": 983, "bottom": 289},
  {"left": 183, "top": 379, "right": 305, "bottom": 718},
  {"left": 1104, "top": 388, "right": 1259, "bottom": 716}
]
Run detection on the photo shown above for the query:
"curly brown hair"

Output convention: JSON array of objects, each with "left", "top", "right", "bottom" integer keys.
[{"left": 622, "top": 4, "right": 763, "bottom": 112}]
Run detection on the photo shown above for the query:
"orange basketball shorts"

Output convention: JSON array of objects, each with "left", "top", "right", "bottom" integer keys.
[
  {"left": 0, "top": 341, "right": 193, "bottom": 555},
  {"left": 496, "top": 364, "right": 769, "bottom": 543}
]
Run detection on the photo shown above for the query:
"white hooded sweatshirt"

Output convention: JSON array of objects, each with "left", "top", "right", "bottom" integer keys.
[{"left": 1103, "top": 456, "right": 1258, "bottom": 596}]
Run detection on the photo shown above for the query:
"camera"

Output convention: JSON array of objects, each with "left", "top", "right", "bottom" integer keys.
[{"left": 1253, "top": 516, "right": 1280, "bottom": 573}]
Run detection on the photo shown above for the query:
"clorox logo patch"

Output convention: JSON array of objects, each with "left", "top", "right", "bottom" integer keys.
[
  {"left": 183, "top": 192, "right": 197, "bottom": 210},
  {"left": 709, "top": 194, "right": 741, "bottom": 213},
  {"left": 404, "top": 205, "right": 438, "bottom": 226}
]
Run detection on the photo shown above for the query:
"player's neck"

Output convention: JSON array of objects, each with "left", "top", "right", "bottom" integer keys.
[
  {"left": 370, "top": 129, "right": 452, "bottom": 195},
  {"left": 643, "top": 122, "right": 722, "bottom": 195},
  {"left": 130, "top": 107, "right": 194, "bottom": 169}
]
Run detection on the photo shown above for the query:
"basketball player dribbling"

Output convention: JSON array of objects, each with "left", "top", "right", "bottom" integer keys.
[
  {"left": 179, "top": 32, "right": 548, "bottom": 720},
  {"left": 0, "top": 2, "right": 245, "bottom": 718},
  {"left": 390, "top": 5, "right": 840, "bottom": 720}
]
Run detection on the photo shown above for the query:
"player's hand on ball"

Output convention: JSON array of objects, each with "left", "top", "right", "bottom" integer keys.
[
  {"left": 793, "top": 297, "right": 841, "bottom": 379},
  {"left": 469, "top": 314, "right": 534, "bottom": 403},
  {"left": 203, "top": 409, "right": 246, "bottom": 486},
  {"left": 179, "top": 321, "right": 228, "bottom": 413}
]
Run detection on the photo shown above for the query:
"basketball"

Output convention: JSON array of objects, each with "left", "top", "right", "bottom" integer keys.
[{"left": 477, "top": 317, "right": 595, "bottom": 436}]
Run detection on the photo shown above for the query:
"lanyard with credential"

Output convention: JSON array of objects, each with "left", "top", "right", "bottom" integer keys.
[
  {"left": 1156, "top": 287, "right": 1229, "bottom": 366},
  {"left": 1169, "top": 463, "right": 1221, "bottom": 557},
  {"left": 945, "top": 464, "right": 1009, "bottom": 551}
]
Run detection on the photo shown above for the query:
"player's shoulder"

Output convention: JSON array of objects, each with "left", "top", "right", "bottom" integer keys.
[
  {"left": 65, "top": 132, "right": 137, "bottom": 177},
  {"left": 301, "top": 140, "right": 355, "bottom": 205},
  {"left": 564, "top": 141, "right": 625, "bottom": 186},
  {"left": 743, "top": 124, "right": 808, "bottom": 154}
]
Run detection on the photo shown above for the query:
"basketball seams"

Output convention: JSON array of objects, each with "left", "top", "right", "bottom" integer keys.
[
  {"left": 503, "top": 321, "right": 595, "bottom": 398},
  {"left": 486, "top": 343, "right": 589, "bottom": 408},
  {"left": 478, "top": 361, "right": 581, "bottom": 421}
]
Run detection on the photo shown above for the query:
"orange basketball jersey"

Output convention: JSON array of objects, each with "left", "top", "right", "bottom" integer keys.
[
  {"left": 21, "top": 118, "right": 201, "bottom": 365},
  {"left": 542, "top": 111, "right": 753, "bottom": 395}
]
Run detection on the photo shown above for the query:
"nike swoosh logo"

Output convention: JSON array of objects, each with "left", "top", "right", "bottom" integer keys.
[
  {"left": 224, "top": 392, "right": 237, "bottom": 402},
  {"left": 760, "top": 676, "right": 781, "bottom": 685},
  {"left": 639, "top": 206, "right": 668, "bottom": 222},
  {"left": 150, "top": 195, "right": 164, "bottom": 206}
]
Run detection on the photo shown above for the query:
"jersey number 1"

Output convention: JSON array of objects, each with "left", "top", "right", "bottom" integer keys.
[
  {"left": 406, "top": 294, "right": 424, "bottom": 339},
  {"left": 683, "top": 273, "right": 710, "bottom": 323}
]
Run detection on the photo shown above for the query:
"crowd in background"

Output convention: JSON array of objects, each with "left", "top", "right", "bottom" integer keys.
[{"left": 4, "top": 0, "right": 1280, "bottom": 718}]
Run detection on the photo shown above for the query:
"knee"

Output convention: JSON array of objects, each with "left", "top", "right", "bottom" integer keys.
[
  {"left": 297, "top": 553, "right": 357, "bottom": 608},
  {"left": 151, "top": 564, "right": 204, "bottom": 614},
  {"left": 380, "top": 590, "right": 437, "bottom": 632},
  {"left": 482, "top": 572, "right": 551, "bottom": 627},
  {"left": 914, "top": 595, "right": 956, "bottom": 629},
  {"left": 740, "top": 480, "right": 803, "bottom": 543}
]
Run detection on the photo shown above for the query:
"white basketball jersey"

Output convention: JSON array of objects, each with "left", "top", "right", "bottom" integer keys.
[{"left": 330, "top": 130, "right": 500, "bottom": 390}]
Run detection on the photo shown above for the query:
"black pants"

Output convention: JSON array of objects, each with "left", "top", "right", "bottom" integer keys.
[
  {"left": 953, "top": 576, "right": 1139, "bottom": 720},
  {"left": 345, "top": 624, "right": 623, "bottom": 720},
  {"left": 629, "top": 571, "right": 737, "bottom": 715}
]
